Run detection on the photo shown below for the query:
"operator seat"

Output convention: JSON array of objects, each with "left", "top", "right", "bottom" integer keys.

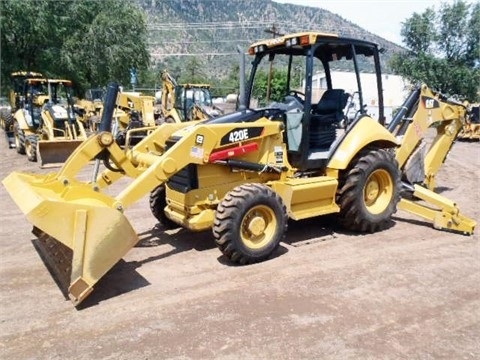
[{"left": 309, "top": 89, "right": 349, "bottom": 149}]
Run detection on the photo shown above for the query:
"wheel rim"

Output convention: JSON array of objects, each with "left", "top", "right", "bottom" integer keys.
[
  {"left": 240, "top": 205, "right": 277, "bottom": 250},
  {"left": 363, "top": 169, "right": 393, "bottom": 214}
]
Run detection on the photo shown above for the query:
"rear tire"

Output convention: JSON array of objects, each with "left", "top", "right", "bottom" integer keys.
[
  {"left": 14, "top": 121, "right": 25, "bottom": 154},
  {"left": 3, "top": 112, "right": 14, "bottom": 130},
  {"left": 336, "top": 148, "right": 401, "bottom": 233},
  {"left": 149, "top": 185, "right": 179, "bottom": 229},
  {"left": 25, "top": 135, "right": 38, "bottom": 162},
  {"left": 0, "top": 110, "right": 14, "bottom": 130},
  {"left": 213, "top": 183, "right": 288, "bottom": 265}
]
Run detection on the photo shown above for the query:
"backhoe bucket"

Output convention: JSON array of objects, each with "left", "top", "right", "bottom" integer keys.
[
  {"left": 37, "top": 139, "right": 84, "bottom": 168},
  {"left": 2, "top": 171, "right": 139, "bottom": 306}
]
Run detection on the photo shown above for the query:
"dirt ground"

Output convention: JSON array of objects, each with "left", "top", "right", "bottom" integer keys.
[{"left": 0, "top": 132, "right": 478, "bottom": 360}]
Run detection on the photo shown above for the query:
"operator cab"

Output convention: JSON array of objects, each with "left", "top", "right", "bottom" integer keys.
[
  {"left": 246, "top": 32, "right": 385, "bottom": 171},
  {"left": 22, "top": 78, "right": 49, "bottom": 127},
  {"left": 43, "top": 80, "right": 77, "bottom": 134}
]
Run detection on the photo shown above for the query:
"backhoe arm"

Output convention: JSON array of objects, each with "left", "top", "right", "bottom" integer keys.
[{"left": 392, "top": 84, "right": 468, "bottom": 190}]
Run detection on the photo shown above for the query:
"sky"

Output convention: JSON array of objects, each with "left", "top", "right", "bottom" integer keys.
[{"left": 273, "top": 0, "right": 462, "bottom": 45}]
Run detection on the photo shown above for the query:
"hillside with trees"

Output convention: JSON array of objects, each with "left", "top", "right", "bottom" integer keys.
[{"left": 2, "top": 0, "right": 477, "bottom": 101}]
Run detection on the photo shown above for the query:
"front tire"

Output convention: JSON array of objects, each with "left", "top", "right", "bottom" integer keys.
[
  {"left": 213, "top": 183, "right": 288, "bottom": 265},
  {"left": 149, "top": 185, "right": 179, "bottom": 229},
  {"left": 336, "top": 148, "right": 401, "bottom": 233},
  {"left": 25, "top": 135, "right": 38, "bottom": 162},
  {"left": 14, "top": 121, "right": 25, "bottom": 154}
]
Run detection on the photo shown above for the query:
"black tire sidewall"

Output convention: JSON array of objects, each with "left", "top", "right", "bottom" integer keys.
[
  {"left": 337, "top": 149, "right": 400, "bottom": 232},
  {"left": 214, "top": 184, "right": 287, "bottom": 263},
  {"left": 149, "top": 184, "right": 178, "bottom": 229},
  {"left": 25, "top": 135, "right": 37, "bottom": 162}
]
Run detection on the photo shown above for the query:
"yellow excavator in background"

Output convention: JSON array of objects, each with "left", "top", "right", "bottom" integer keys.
[
  {"left": 111, "top": 90, "right": 157, "bottom": 147},
  {"left": 160, "top": 70, "right": 222, "bottom": 123},
  {"left": 2, "top": 32, "right": 476, "bottom": 306},
  {"left": 457, "top": 103, "right": 480, "bottom": 141}
]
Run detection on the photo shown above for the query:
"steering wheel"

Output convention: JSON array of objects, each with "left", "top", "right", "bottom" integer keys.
[
  {"left": 288, "top": 90, "right": 305, "bottom": 103},
  {"left": 288, "top": 90, "right": 305, "bottom": 99}
]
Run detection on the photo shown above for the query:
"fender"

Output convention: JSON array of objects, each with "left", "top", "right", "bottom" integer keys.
[
  {"left": 13, "top": 109, "right": 33, "bottom": 131},
  {"left": 328, "top": 116, "right": 398, "bottom": 170}
]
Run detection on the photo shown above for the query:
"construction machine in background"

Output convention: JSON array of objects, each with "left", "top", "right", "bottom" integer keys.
[
  {"left": 0, "top": 71, "right": 44, "bottom": 147},
  {"left": 457, "top": 103, "right": 480, "bottom": 141},
  {"left": 12, "top": 78, "right": 88, "bottom": 167},
  {"left": 160, "top": 70, "right": 222, "bottom": 123},
  {"left": 111, "top": 90, "right": 158, "bottom": 147},
  {"left": 2, "top": 32, "right": 476, "bottom": 306},
  {"left": 74, "top": 88, "right": 105, "bottom": 133}
]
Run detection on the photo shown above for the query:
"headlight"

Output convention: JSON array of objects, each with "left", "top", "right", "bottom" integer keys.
[
  {"left": 286, "top": 37, "right": 298, "bottom": 47},
  {"left": 254, "top": 45, "right": 267, "bottom": 53}
]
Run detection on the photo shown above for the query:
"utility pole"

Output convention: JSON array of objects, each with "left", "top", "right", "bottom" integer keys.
[{"left": 264, "top": 24, "right": 284, "bottom": 102}]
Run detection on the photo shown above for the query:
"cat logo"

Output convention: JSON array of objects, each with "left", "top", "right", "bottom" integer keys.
[
  {"left": 422, "top": 96, "right": 439, "bottom": 109},
  {"left": 195, "top": 134, "right": 204, "bottom": 145}
]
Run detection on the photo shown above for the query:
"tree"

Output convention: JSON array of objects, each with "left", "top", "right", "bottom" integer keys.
[
  {"left": 251, "top": 69, "right": 289, "bottom": 105},
  {"left": 390, "top": 0, "right": 480, "bottom": 101},
  {"left": 0, "top": 0, "right": 150, "bottom": 95}
]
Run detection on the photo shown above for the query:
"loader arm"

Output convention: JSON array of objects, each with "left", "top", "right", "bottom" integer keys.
[{"left": 2, "top": 109, "right": 283, "bottom": 305}]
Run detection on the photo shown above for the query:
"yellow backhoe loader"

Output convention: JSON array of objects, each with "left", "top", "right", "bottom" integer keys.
[
  {"left": 12, "top": 78, "right": 88, "bottom": 167},
  {"left": 1, "top": 71, "right": 44, "bottom": 148},
  {"left": 3, "top": 32, "right": 476, "bottom": 306},
  {"left": 160, "top": 70, "right": 222, "bottom": 123}
]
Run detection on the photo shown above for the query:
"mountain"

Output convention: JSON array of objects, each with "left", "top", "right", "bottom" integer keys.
[{"left": 136, "top": 0, "right": 404, "bottom": 82}]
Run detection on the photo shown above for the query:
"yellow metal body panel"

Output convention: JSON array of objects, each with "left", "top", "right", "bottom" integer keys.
[
  {"left": 269, "top": 177, "right": 339, "bottom": 220},
  {"left": 328, "top": 116, "right": 398, "bottom": 170},
  {"left": 13, "top": 109, "right": 35, "bottom": 133}
]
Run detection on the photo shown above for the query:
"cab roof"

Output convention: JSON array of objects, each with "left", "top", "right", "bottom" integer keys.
[
  {"left": 26, "top": 78, "right": 73, "bottom": 86},
  {"left": 248, "top": 31, "right": 379, "bottom": 59}
]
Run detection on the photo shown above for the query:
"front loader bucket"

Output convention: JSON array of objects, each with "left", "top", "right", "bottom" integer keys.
[
  {"left": 37, "top": 140, "right": 84, "bottom": 168},
  {"left": 2, "top": 171, "right": 139, "bottom": 306}
]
